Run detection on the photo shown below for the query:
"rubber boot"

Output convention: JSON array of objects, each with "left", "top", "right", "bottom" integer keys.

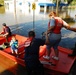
[{"left": 68, "top": 43, "right": 76, "bottom": 57}]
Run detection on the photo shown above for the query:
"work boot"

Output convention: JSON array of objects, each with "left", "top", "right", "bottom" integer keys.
[{"left": 43, "top": 55, "right": 50, "bottom": 60}]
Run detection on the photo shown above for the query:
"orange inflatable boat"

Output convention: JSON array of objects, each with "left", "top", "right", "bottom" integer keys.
[{"left": 0, "top": 34, "right": 75, "bottom": 75}]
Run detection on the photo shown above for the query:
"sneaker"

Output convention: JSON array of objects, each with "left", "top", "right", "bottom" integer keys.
[
  {"left": 52, "top": 56, "right": 59, "bottom": 60},
  {"left": 43, "top": 55, "right": 50, "bottom": 60}
]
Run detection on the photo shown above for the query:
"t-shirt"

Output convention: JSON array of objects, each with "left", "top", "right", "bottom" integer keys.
[
  {"left": 49, "top": 18, "right": 55, "bottom": 27},
  {"left": 24, "top": 38, "right": 45, "bottom": 68}
]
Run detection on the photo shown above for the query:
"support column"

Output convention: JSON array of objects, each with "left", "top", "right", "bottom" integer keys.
[
  {"left": 44, "top": 5, "right": 47, "bottom": 13},
  {"left": 56, "top": 0, "right": 59, "bottom": 16}
]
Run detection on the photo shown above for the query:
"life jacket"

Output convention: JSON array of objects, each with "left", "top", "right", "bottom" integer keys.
[
  {"left": 3, "top": 26, "right": 12, "bottom": 35},
  {"left": 11, "top": 40, "right": 18, "bottom": 49},
  {"left": 48, "top": 17, "right": 63, "bottom": 34},
  {"left": 24, "top": 37, "right": 33, "bottom": 47}
]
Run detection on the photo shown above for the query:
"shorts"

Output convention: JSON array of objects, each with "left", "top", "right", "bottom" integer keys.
[
  {"left": 46, "top": 33, "right": 61, "bottom": 50},
  {"left": 11, "top": 46, "right": 18, "bottom": 51}
]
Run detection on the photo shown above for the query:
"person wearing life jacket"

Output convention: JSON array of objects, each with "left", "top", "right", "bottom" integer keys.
[
  {"left": 43, "top": 11, "right": 76, "bottom": 60},
  {"left": 0, "top": 23, "right": 12, "bottom": 42},
  {"left": 23, "top": 31, "right": 45, "bottom": 75}
]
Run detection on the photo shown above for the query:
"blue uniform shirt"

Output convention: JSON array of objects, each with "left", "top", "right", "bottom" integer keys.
[{"left": 24, "top": 38, "right": 45, "bottom": 68}]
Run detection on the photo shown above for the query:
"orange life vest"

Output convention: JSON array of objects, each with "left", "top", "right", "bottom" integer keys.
[{"left": 48, "top": 17, "right": 63, "bottom": 34}]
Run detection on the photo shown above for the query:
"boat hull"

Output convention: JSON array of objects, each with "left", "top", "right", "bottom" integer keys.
[{"left": 0, "top": 34, "right": 76, "bottom": 75}]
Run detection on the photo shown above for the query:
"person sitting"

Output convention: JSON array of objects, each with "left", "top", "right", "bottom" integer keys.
[
  {"left": 10, "top": 36, "right": 18, "bottom": 57},
  {"left": 0, "top": 23, "right": 12, "bottom": 43}
]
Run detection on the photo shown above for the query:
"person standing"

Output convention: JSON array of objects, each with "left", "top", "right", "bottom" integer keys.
[
  {"left": 43, "top": 11, "right": 76, "bottom": 60},
  {"left": 0, "top": 23, "right": 12, "bottom": 43},
  {"left": 24, "top": 31, "right": 45, "bottom": 75}
]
